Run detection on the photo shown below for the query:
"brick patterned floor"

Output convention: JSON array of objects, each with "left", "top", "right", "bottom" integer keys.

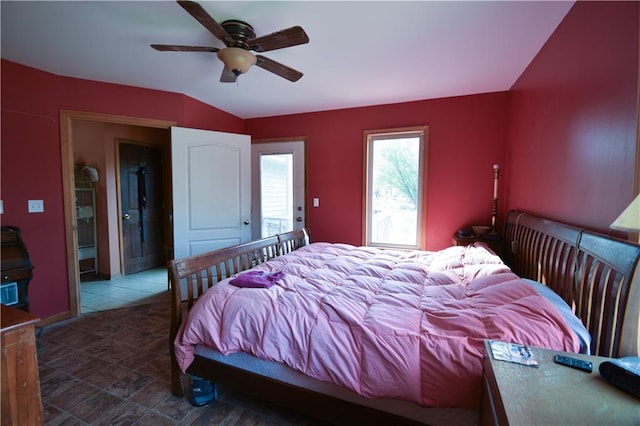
[{"left": 37, "top": 302, "right": 321, "bottom": 425}]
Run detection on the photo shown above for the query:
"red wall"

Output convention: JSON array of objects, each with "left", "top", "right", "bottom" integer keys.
[
  {"left": 1, "top": 60, "right": 244, "bottom": 319},
  {"left": 246, "top": 93, "right": 509, "bottom": 248},
  {"left": 505, "top": 1, "right": 639, "bottom": 233},
  {"left": 2, "top": 0, "right": 638, "bottom": 322}
]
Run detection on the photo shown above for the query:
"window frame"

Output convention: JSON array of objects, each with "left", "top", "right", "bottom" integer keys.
[{"left": 363, "top": 126, "right": 428, "bottom": 249}]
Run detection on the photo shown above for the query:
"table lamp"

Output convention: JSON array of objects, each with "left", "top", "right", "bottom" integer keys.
[
  {"left": 599, "top": 194, "right": 640, "bottom": 398},
  {"left": 610, "top": 194, "right": 640, "bottom": 232}
]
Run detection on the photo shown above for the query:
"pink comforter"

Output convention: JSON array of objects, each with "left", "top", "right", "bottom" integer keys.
[{"left": 175, "top": 243, "right": 579, "bottom": 408}]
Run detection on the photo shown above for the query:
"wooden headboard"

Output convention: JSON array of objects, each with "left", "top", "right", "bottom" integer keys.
[{"left": 503, "top": 210, "right": 640, "bottom": 358}]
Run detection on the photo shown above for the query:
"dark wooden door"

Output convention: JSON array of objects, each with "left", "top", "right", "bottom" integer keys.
[{"left": 120, "top": 143, "right": 165, "bottom": 274}]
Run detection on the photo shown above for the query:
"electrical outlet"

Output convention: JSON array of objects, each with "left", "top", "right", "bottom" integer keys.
[{"left": 28, "top": 200, "right": 44, "bottom": 213}]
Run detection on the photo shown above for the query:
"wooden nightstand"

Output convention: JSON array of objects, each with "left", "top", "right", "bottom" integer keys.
[
  {"left": 452, "top": 233, "right": 503, "bottom": 257},
  {"left": 482, "top": 340, "right": 640, "bottom": 425}
]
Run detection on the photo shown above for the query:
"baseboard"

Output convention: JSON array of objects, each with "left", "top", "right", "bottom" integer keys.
[{"left": 38, "top": 310, "right": 73, "bottom": 326}]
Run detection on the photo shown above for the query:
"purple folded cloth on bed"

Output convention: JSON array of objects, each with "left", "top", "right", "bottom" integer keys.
[{"left": 230, "top": 270, "right": 284, "bottom": 289}]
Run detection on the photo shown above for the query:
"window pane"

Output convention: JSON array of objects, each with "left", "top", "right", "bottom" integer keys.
[
  {"left": 369, "top": 136, "right": 421, "bottom": 247},
  {"left": 260, "top": 153, "right": 293, "bottom": 237}
]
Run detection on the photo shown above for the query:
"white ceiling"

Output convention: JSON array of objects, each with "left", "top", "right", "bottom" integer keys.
[{"left": 1, "top": 1, "right": 574, "bottom": 119}]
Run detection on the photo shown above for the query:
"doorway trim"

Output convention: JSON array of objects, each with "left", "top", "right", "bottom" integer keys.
[{"left": 60, "top": 110, "right": 176, "bottom": 318}]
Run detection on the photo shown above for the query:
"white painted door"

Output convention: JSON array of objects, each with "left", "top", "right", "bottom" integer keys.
[
  {"left": 172, "top": 127, "right": 251, "bottom": 259},
  {"left": 251, "top": 140, "right": 305, "bottom": 239}
]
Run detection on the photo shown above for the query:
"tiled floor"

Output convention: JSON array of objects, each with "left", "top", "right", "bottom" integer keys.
[
  {"left": 80, "top": 268, "right": 170, "bottom": 313},
  {"left": 39, "top": 298, "right": 321, "bottom": 425}
]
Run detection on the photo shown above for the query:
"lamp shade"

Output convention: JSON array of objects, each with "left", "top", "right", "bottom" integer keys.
[
  {"left": 610, "top": 194, "right": 640, "bottom": 232},
  {"left": 217, "top": 47, "right": 256, "bottom": 75}
]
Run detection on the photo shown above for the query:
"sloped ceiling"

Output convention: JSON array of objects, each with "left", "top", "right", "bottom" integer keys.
[{"left": 1, "top": 1, "right": 574, "bottom": 119}]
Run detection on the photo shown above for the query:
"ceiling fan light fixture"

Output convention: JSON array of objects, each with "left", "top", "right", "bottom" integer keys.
[{"left": 217, "top": 47, "right": 256, "bottom": 75}]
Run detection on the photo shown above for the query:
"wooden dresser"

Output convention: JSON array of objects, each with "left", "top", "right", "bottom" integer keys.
[{"left": 1, "top": 305, "right": 43, "bottom": 425}]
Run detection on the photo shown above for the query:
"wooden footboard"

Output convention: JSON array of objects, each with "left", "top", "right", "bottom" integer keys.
[
  {"left": 168, "top": 228, "right": 309, "bottom": 396},
  {"left": 504, "top": 210, "right": 640, "bottom": 358}
]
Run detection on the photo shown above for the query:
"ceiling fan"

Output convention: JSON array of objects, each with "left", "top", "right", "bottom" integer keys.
[{"left": 151, "top": 1, "right": 309, "bottom": 83}]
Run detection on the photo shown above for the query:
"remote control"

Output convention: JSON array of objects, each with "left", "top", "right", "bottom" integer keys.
[{"left": 554, "top": 354, "right": 593, "bottom": 372}]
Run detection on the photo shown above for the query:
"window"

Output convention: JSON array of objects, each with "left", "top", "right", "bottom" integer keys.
[{"left": 364, "top": 127, "right": 428, "bottom": 249}]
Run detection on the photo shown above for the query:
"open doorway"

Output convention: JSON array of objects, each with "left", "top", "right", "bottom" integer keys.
[
  {"left": 61, "top": 110, "right": 176, "bottom": 317},
  {"left": 78, "top": 140, "right": 170, "bottom": 313},
  {"left": 62, "top": 112, "right": 256, "bottom": 316}
]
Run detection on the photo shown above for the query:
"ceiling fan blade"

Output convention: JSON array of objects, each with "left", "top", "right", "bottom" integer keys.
[
  {"left": 151, "top": 44, "right": 219, "bottom": 52},
  {"left": 255, "top": 55, "right": 303, "bottom": 82},
  {"left": 250, "top": 26, "right": 309, "bottom": 52},
  {"left": 220, "top": 67, "right": 238, "bottom": 83},
  {"left": 177, "top": 1, "right": 234, "bottom": 47}
]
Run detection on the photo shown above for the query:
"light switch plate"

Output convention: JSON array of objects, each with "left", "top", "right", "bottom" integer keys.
[
  {"left": 313, "top": 198, "right": 320, "bottom": 207},
  {"left": 0, "top": 200, "right": 3, "bottom": 214},
  {"left": 28, "top": 199, "right": 44, "bottom": 213}
]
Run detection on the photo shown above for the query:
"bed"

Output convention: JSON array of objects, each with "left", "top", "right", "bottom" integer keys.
[{"left": 168, "top": 211, "right": 640, "bottom": 425}]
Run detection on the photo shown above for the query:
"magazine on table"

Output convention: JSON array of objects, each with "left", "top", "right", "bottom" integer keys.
[{"left": 489, "top": 340, "right": 539, "bottom": 368}]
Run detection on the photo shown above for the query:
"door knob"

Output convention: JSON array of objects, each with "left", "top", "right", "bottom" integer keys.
[
  {"left": 122, "top": 213, "right": 130, "bottom": 220},
  {"left": 244, "top": 219, "right": 251, "bottom": 225}
]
